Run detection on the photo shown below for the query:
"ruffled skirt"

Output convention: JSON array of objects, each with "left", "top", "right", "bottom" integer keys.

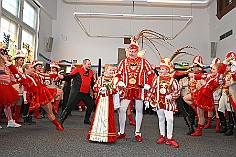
[
  {"left": 192, "top": 88, "right": 214, "bottom": 111},
  {"left": 38, "top": 84, "right": 57, "bottom": 106},
  {"left": 0, "top": 84, "right": 19, "bottom": 106}
]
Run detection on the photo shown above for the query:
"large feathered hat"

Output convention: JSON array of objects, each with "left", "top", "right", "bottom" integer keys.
[
  {"left": 160, "top": 57, "right": 173, "bottom": 72},
  {"left": 128, "top": 36, "right": 139, "bottom": 51},
  {"left": 11, "top": 50, "right": 25, "bottom": 60}
]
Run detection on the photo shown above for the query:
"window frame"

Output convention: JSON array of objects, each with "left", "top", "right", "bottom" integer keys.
[
  {"left": 1, "top": 0, "right": 39, "bottom": 61},
  {"left": 217, "top": 0, "right": 236, "bottom": 19}
]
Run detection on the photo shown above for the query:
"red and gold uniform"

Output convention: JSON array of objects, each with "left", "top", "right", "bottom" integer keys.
[
  {"left": 116, "top": 56, "right": 154, "bottom": 100},
  {"left": 147, "top": 57, "right": 180, "bottom": 148},
  {"left": 116, "top": 36, "right": 154, "bottom": 142},
  {"left": 149, "top": 75, "right": 180, "bottom": 111}
]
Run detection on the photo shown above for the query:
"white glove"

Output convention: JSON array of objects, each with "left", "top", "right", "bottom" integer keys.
[
  {"left": 165, "top": 94, "right": 172, "bottom": 102},
  {"left": 218, "top": 79, "right": 223, "bottom": 85},
  {"left": 99, "top": 87, "right": 107, "bottom": 94},
  {"left": 231, "top": 62, "right": 236, "bottom": 72},
  {"left": 118, "top": 81, "right": 126, "bottom": 87},
  {"left": 143, "top": 84, "right": 151, "bottom": 90},
  {"left": 144, "top": 101, "right": 149, "bottom": 109}
]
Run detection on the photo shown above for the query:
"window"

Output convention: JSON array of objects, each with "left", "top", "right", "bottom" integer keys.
[
  {"left": 23, "top": 1, "right": 37, "bottom": 29},
  {"left": 217, "top": 0, "right": 236, "bottom": 19},
  {"left": 2, "top": 0, "right": 19, "bottom": 17},
  {"left": 1, "top": 0, "right": 38, "bottom": 62},
  {"left": 22, "top": 29, "right": 35, "bottom": 62},
  {"left": 0, "top": 17, "right": 18, "bottom": 56}
]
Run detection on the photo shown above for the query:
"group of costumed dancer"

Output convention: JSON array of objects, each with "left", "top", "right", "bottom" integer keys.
[{"left": 1, "top": 36, "right": 236, "bottom": 148}]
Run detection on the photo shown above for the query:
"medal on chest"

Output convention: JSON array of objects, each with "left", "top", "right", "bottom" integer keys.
[
  {"left": 129, "top": 78, "right": 136, "bottom": 84},
  {"left": 130, "top": 62, "right": 137, "bottom": 70},
  {"left": 159, "top": 78, "right": 170, "bottom": 94},
  {"left": 103, "top": 77, "right": 113, "bottom": 89},
  {"left": 160, "top": 88, "right": 166, "bottom": 94}
]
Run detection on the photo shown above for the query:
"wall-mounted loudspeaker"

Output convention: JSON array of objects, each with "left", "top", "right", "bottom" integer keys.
[
  {"left": 46, "top": 37, "right": 54, "bottom": 52},
  {"left": 211, "top": 41, "right": 217, "bottom": 58}
]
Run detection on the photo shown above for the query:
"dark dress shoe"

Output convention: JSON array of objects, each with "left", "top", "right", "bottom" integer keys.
[{"left": 84, "top": 119, "right": 91, "bottom": 125}]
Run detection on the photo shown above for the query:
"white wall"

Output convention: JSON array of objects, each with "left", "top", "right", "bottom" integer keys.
[
  {"left": 209, "top": 0, "right": 236, "bottom": 61},
  {"left": 36, "top": 0, "right": 57, "bottom": 19},
  {"left": 36, "top": 0, "right": 57, "bottom": 63},
  {"left": 38, "top": 9, "right": 53, "bottom": 62},
  {"left": 50, "top": 1, "right": 210, "bottom": 66}
]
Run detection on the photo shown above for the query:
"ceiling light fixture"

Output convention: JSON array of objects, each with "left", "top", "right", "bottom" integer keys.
[{"left": 74, "top": 12, "right": 193, "bottom": 39}]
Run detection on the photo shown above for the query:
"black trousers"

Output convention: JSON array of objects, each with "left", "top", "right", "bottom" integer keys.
[
  {"left": 22, "top": 102, "right": 30, "bottom": 117},
  {"left": 176, "top": 96, "right": 189, "bottom": 118},
  {"left": 62, "top": 90, "right": 70, "bottom": 112},
  {"left": 64, "top": 91, "right": 95, "bottom": 120}
]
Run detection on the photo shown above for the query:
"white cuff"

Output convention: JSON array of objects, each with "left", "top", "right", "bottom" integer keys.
[
  {"left": 5, "top": 61, "right": 12, "bottom": 66},
  {"left": 23, "top": 91, "right": 27, "bottom": 101}
]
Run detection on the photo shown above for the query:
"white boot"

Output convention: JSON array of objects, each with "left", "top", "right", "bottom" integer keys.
[
  {"left": 0, "top": 125, "right": 2, "bottom": 129},
  {"left": 7, "top": 120, "right": 21, "bottom": 128}
]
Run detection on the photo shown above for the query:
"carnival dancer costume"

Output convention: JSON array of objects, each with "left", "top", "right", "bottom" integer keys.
[
  {"left": 176, "top": 56, "right": 206, "bottom": 135},
  {"left": 87, "top": 64, "right": 118, "bottom": 142},
  {"left": 11, "top": 50, "right": 26, "bottom": 123},
  {"left": 204, "top": 58, "right": 222, "bottom": 130},
  {"left": 116, "top": 36, "right": 154, "bottom": 142},
  {"left": 177, "top": 75, "right": 195, "bottom": 135},
  {"left": 0, "top": 48, "right": 21, "bottom": 128},
  {"left": 1, "top": 56, "right": 64, "bottom": 130},
  {"left": 47, "top": 62, "right": 62, "bottom": 115},
  {"left": 32, "top": 60, "right": 63, "bottom": 118},
  {"left": 147, "top": 57, "right": 180, "bottom": 148},
  {"left": 217, "top": 52, "right": 236, "bottom": 135},
  {"left": 184, "top": 54, "right": 234, "bottom": 136}
]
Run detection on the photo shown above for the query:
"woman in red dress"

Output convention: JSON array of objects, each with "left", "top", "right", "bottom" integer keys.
[
  {"left": 183, "top": 54, "right": 235, "bottom": 136},
  {"left": 0, "top": 48, "right": 21, "bottom": 128},
  {"left": 0, "top": 54, "right": 63, "bottom": 130}
]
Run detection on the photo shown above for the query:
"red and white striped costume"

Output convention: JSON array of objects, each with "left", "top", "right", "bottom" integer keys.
[
  {"left": 147, "top": 57, "right": 180, "bottom": 147},
  {"left": 116, "top": 57, "right": 154, "bottom": 100},
  {"left": 148, "top": 75, "right": 180, "bottom": 111},
  {"left": 218, "top": 72, "right": 234, "bottom": 112}
]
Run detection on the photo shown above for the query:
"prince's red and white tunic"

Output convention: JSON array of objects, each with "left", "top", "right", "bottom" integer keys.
[{"left": 116, "top": 56, "right": 154, "bottom": 100}]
